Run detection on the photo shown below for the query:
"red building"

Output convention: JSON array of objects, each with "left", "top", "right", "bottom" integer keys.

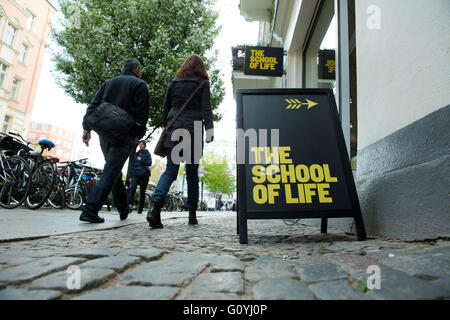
[{"left": 28, "top": 121, "right": 74, "bottom": 162}]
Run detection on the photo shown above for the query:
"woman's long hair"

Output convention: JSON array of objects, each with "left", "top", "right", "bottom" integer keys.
[{"left": 175, "top": 54, "right": 209, "bottom": 80}]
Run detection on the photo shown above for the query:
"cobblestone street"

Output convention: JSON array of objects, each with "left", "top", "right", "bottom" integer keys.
[{"left": 0, "top": 210, "right": 449, "bottom": 300}]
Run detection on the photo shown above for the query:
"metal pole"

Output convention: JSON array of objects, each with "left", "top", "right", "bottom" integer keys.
[
  {"left": 335, "top": 0, "right": 351, "bottom": 158},
  {"left": 201, "top": 180, "right": 204, "bottom": 210}
]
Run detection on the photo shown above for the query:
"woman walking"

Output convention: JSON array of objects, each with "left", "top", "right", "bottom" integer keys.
[{"left": 147, "top": 54, "right": 214, "bottom": 228}]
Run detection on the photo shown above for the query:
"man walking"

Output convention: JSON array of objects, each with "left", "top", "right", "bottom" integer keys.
[
  {"left": 128, "top": 140, "right": 152, "bottom": 214},
  {"left": 80, "top": 59, "right": 149, "bottom": 223}
]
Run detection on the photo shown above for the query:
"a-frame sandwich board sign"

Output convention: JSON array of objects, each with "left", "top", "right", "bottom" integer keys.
[{"left": 236, "top": 88, "right": 367, "bottom": 244}]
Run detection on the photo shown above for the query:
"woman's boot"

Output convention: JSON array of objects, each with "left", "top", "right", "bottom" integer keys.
[
  {"left": 147, "top": 198, "right": 164, "bottom": 228},
  {"left": 188, "top": 208, "right": 198, "bottom": 225}
]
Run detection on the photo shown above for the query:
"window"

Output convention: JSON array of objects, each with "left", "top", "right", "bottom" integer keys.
[
  {"left": 28, "top": 133, "right": 36, "bottom": 140},
  {"left": 40, "top": 135, "right": 46, "bottom": 140},
  {"left": 0, "top": 63, "right": 8, "bottom": 88},
  {"left": 10, "top": 78, "right": 21, "bottom": 101},
  {"left": 1, "top": 115, "right": 11, "bottom": 134},
  {"left": 31, "top": 122, "right": 37, "bottom": 129},
  {"left": 42, "top": 123, "right": 48, "bottom": 131},
  {"left": 26, "top": 10, "right": 36, "bottom": 31},
  {"left": 19, "top": 44, "right": 29, "bottom": 64},
  {"left": 3, "top": 23, "right": 17, "bottom": 47}
]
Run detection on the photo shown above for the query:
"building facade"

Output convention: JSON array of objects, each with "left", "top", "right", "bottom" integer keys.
[
  {"left": 0, "top": 0, "right": 56, "bottom": 136},
  {"left": 234, "top": 0, "right": 450, "bottom": 240},
  {"left": 28, "top": 121, "right": 75, "bottom": 162}
]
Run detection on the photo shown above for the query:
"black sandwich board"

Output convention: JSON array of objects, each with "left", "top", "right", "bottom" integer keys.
[{"left": 236, "top": 89, "right": 366, "bottom": 244}]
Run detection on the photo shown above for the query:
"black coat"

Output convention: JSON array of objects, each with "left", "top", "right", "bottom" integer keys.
[
  {"left": 163, "top": 77, "right": 214, "bottom": 152},
  {"left": 83, "top": 70, "right": 150, "bottom": 139}
]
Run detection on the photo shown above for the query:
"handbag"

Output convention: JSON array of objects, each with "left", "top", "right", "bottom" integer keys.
[
  {"left": 84, "top": 80, "right": 137, "bottom": 145},
  {"left": 154, "top": 79, "right": 208, "bottom": 157}
]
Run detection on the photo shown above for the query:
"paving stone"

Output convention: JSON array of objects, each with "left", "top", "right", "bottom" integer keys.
[
  {"left": 187, "top": 292, "right": 242, "bottom": 300},
  {"left": 357, "top": 269, "right": 450, "bottom": 300},
  {"left": 295, "top": 262, "right": 348, "bottom": 283},
  {"left": 0, "top": 288, "right": 62, "bottom": 300},
  {"left": 118, "top": 248, "right": 166, "bottom": 261},
  {"left": 74, "top": 286, "right": 179, "bottom": 300},
  {"left": 239, "top": 255, "right": 257, "bottom": 262},
  {"left": 121, "top": 252, "right": 210, "bottom": 287},
  {"left": 430, "top": 278, "right": 450, "bottom": 293},
  {"left": 209, "top": 256, "right": 246, "bottom": 273},
  {"left": 60, "top": 248, "right": 121, "bottom": 259},
  {"left": 252, "top": 278, "right": 315, "bottom": 300},
  {"left": 79, "top": 256, "right": 141, "bottom": 272},
  {"left": 191, "top": 272, "right": 244, "bottom": 294},
  {"left": 309, "top": 280, "right": 372, "bottom": 300},
  {"left": 0, "top": 257, "right": 85, "bottom": 285},
  {"left": 0, "top": 255, "right": 35, "bottom": 266},
  {"left": 30, "top": 268, "right": 116, "bottom": 292},
  {"left": 421, "top": 246, "right": 450, "bottom": 263},
  {"left": 379, "top": 253, "right": 450, "bottom": 279},
  {"left": 245, "top": 263, "right": 298, "bottom": 283},
  {"left": 254, "top": 255, "right": 300, "bottom": 267},
  {"left": 21, "top": 250, "right": 60, "bottom": 258}
]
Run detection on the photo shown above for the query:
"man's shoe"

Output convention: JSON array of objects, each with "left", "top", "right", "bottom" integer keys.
[
  {"left": 80, "top": 211, "right": 105, "bottom": 224},
  {"left": 147, "top": 198, "right": 164, "bottom": 228},
  {"left": 137, "top": 209, "right": 143, "bottom": 214},
  {"left": 188, "top": 208, "right": 198, "bottom": 225}
]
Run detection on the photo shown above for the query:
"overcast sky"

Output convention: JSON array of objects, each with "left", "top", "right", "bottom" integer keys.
[{"left": 31, "top": 0, "right": 259, "bottom": 167}]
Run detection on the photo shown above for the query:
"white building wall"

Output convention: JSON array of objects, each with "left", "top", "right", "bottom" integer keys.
[{"left": 356, "top": 0, "right": 450, "bottom": 150}]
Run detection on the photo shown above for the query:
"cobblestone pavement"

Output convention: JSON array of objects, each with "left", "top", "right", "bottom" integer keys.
[{"left": 0, "top": 211, "right": 449, "bottom": 300}]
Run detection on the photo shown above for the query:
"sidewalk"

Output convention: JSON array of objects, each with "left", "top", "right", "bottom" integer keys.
[
  {"left": 0, "top": 210, "right": 449, "bottom": 300},
  {"left": 0, "top": 207, "right": 145, "bottom": 242}
]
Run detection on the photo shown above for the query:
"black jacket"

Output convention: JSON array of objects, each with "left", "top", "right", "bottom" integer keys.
[
  {"left": 163, "top": 77, "right": 214, "bottom": 149},
  {"left": 83, "top": 70, "right": 150, "bottom": 139}
]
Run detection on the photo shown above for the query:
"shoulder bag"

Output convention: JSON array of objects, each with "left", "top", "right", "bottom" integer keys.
[{"left": 84, "top": 80, "right": 138, "bottom": 145}]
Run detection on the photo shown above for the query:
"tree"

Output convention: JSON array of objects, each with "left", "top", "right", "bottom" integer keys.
[
  {"left": 52, "top": 0, "right": 225, "bottom": 137},
  {"left": 200, "top": 153, "right": 235, "bottom": 196}
]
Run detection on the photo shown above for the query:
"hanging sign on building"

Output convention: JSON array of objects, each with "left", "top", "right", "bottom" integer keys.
[
  {"left": 235, "top": 88, "right": 366, "bottom": 244},
  {"left": 244, "top": 46, "right": 284, "bottom": 77},
  {"left": 318, "top": 49, "right": 336, "bottom": 80}
]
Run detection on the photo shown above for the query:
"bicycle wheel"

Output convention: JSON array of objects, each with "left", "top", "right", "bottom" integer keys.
[
  {"left": 48, "top": 177, "right": 65, "bottom": 209},
  {"left": 25, "top": 159, "right": 56, "bottom": 210},
  {"left": 162, "top": 194, "right": 173, "bottom": 211},
  {"left": 65, "top": 189, "right": 84, "bottom": 210},
  {"left": 0, "top": 155, "right": 31, "bottom": 209}
]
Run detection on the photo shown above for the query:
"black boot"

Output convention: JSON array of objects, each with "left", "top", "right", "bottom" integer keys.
[
  {"left": 188, "top": 208, "right": 198, "bottom": 225},
  {"left": 147, "top": 198, "right": 164, "bottom": 228}
]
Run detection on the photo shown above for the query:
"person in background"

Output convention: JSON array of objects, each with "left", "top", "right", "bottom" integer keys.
[{"left": 128, "top": 140, "right": 152, "bottom": 214}]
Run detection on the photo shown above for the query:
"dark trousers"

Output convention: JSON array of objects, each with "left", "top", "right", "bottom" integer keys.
[
  {"left": 83, "top": 136, "right": 134, "bottom": 215},
  {"left": 153, "top": 148, "right": 199, "bottom": 210},
  {"left": 128, "top": 175, "right": 149, "bottom": 211}
]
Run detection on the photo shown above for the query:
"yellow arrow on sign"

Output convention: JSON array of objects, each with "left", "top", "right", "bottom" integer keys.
[{"left": 285, "top": 99, "right": 319, "bottom": 110}]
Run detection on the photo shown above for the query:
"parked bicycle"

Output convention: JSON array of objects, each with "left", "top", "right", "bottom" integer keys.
[
  {"left": 0, "top": 133, "right": 32, "bottom": 209},
  {"left": 8, "top": 132, "right": 58, "bottom": 210},
  {"left": 61, "top": 159, "right": 99, "bottom": 210}
]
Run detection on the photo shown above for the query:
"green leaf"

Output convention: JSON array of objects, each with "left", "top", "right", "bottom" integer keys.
[{"left": 356, "top": 281, "right": 367, "bottom": 293}]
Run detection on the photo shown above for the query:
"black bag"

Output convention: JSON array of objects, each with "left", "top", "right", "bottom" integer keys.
[
  {"left": 84, "top": 80, "right": 137, "bottom": 145},
  {"left": 154, "top": 79, "right": 208, "bottom": 157}
]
